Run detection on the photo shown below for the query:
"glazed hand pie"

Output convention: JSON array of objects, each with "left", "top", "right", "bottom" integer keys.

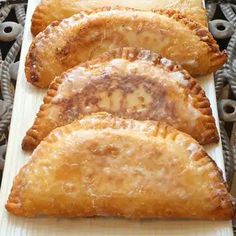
[
  {"left": 31, "top": 0, "right": 207, "bottom": 36},
  {"left": 22, "top": 48, "right": 219, "bottom": 151},
  {"left": 7, "top": 113, "right": 235, "bottom": 219},
  {"left": 26, "top": 9, "right": 226, "bottom": 88}
]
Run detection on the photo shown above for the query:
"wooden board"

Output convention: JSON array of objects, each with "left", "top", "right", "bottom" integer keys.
[{"left": 0, "top": 0, "right": 233, "bottom": 235}]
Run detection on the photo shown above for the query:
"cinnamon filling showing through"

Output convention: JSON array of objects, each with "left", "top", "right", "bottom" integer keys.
[{"left": 52, "top": 74, "right": 190, "bottom": 125}]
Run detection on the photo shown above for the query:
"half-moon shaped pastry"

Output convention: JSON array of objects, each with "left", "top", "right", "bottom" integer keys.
[
  {"left": 26, "top": 9, "right": 226, "bottom": 88},
  {"left": 7, "top": 113, "right": 235, "bottom": 219},
  {"left": 31, "top": 0, "right": 207, "bottom": 36},
  {"left": 22, "top": 48, "right": 219, "bottom": 151}
]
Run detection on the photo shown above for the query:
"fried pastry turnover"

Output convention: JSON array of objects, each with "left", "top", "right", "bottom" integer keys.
[
  {"left": 26, "top": 9, "right": 226, "bottom": 88},
  {"left": 31, "top": 0, "right": 207, "bottom": 36},
  {"left": 22, "top": 48, "right": 219, "bottom": 151},
  {"left": 7, "top": 113, "right": 235, "bottom": 219}
]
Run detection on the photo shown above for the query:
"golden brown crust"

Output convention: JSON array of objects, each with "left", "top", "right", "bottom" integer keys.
[
  {"left": 31, "top": 0, "right": 207, "bottom": 36},
  {"left": 22, "top": 47, "right": 219, "bottom": 151},
  {"left": 26, "top": 9, "right": 226, "bottom": 88},
  {"left": 7, "top": 113, "right": 235, "bottom": 219}
]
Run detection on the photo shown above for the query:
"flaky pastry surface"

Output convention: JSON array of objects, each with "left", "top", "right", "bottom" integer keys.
[
  {"left": 7, "top": 113, "right": 235, "bottom": 219},
  {"left": 22, "top": 48, "right": 219, "bottom": 151},
  {"left": 26, "top": 9, "right": 226, "bottom": 88},
  {"left": 31, "top": 0, "right": 207, "bottom": 36}
]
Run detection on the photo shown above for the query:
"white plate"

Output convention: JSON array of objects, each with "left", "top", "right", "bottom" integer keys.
[{"left": 0, "top": 0, "right": 233, "bottom": 235}]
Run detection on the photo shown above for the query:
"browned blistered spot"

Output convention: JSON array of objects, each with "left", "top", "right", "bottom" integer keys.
[
  {"left": 42, "top": 20, "right": 61, "bottom": 36},
  {"left": 30, "top": 73, "right": 39, "bottom": 83},
  {"left": 196, "top": 28, "right": 219, "bottom": 53},
  {"left": 55, "top": 46, "right": 70, "bottom": 61},
  {"left": 196, "top": 29, "right": 209, "bottom": 37},
  {"left": 139, "top": 96, "right": 145, "bottom": 102},
  {"left": 88, "top": 142, "right": 120, "bottom": 156},
  {"left": 28, "top": 47, "right": 40, "bottom": 82},
  {"left": 137, "top": 50, "right": 161, "bottom": 64},
  {"left": 90, "top": 97, "right": 99, "bottom": 105}
]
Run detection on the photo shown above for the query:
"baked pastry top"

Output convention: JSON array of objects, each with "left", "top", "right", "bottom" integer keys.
[
  {"left": 26, "top": 9, "right": 226, "bottom": 88},
  {"left": 7, "top": 113, "right": 235, "bottom": 219},
  {"left": 31, "top": 0, "right": 207, "bottom": 36},
  {"left": 22, "top": 48, "right": 219, "bottom": 151}
]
